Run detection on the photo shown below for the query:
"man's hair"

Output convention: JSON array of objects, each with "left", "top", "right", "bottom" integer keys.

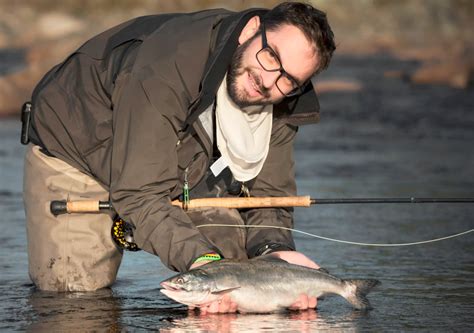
[{"left": 262, "top": 2, "right": 336, "bottom": 74}]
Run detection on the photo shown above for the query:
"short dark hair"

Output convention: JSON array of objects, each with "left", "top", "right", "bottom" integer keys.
[{"left": 262, "top": 2, "right": 336, "bottom": 74}]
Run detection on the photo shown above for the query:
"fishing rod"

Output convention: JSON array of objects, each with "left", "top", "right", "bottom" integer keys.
[
  {"left": 49, "top": 196, "right": 474, "bottom": 216},
  {"left": 49, "top": 196, "right": 474, "bottom": 251}
]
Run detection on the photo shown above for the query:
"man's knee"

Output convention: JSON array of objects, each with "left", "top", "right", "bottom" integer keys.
[{"left": 27, "top": 213, "right": 123, "bottom": 292}]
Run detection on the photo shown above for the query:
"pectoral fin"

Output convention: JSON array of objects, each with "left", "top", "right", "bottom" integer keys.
[
  {"left": 211, "top": 286, "right": 241, "bottom": 295},
  {"left": 211, "top": 277, "right": 241, "bottom": 294}
]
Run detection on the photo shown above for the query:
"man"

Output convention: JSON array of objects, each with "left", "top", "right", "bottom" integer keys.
[{"left": 23, "top": 2, "right": 335, "bottom": 313}]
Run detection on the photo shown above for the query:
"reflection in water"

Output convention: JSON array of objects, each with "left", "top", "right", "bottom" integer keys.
[
  {"left": 160, "top": 309, "right": 367, "bottom": 332},
  {"left": 1, "top": 51, "right": 474, "bottom": 331},
  {"left": 26, "top": 288, "right": 122, "bottom": 332}
]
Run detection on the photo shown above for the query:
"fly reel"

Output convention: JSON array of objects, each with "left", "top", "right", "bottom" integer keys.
[{"left": 111, "top": 216, "right": 141, "bottom": 251}]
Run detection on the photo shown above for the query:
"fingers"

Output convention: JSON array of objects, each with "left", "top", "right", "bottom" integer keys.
[
  {"left": 208, "top": 301, "right": 221, "bottom": 313},
  {"left": 289, "top": 294, "right": 317, "bottom": 310},
  {"left": 189, "top": 259, "right": 213, "bottom": 270},
  {"left": 218, "top": 297, "right": 231, "bottom": 313},
  {"left": 195, "top": 295, "right": 238, "bottom": 314},
  {"left": 268, "top": 251, "right": 320, "bottom": 269},
  {"left": 289, "top": 294, "right": 307, "bottom": 310},
  {"left": 229, "top": 301, "right": 238, "bottom": 313},
  {"left": 192, "top": 294, "right": 316, "bottom": 314},
  {"left": 308, "top": 296, "right": 317, "bottom": 309},
  {"left": 218, "top": 295, "right": 238, "bottom": 313}
]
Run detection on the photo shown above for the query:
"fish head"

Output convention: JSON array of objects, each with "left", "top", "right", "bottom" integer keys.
[{"left": 160, "top": 269, "right": 219, "bottom": 306}]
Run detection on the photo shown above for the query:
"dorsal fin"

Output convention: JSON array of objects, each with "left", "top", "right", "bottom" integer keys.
[{"left": 251, "top": 255, "right": 288, "bottom": 263}]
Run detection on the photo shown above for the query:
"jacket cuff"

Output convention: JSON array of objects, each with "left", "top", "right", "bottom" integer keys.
[{"left": 249, "top": 242, "right": 295, "bottom": 258}]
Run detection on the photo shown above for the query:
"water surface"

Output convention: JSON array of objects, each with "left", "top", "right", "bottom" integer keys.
[{"left": 0, "top": 53, "right": 473, "bottom": 332}]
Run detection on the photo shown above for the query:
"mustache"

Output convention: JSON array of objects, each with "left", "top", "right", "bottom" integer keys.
[{"left": 249, "top": 70, "right": 271, "bottom": 98}]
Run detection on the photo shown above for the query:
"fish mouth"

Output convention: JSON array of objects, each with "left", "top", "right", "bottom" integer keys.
[
  {"left": 160, "top": 281, "right": 184, "bottom": 292},
  {"left": 160, "top": 282, "right": 199, "bottom": 306}
]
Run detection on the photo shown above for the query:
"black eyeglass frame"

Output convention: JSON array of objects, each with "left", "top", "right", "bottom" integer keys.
[{"left": 256, "top": 22, "right": 309, "bottom": 97}]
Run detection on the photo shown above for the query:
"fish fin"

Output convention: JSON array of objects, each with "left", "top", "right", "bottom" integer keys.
[
  {"left": 211, "top": 286, "right": 240, "bottom": 295},
  {"left": 344, "top": 279, "right": 381, "bottom": 310},
  {"left": 252, "top": 255, "right": 287, "bottom": 263},
  {"left": 211, "top": 277, "right": 241, "bottom": 294},
  {"left": 317, "top": 267, "right": 330, "bottom": 274}
]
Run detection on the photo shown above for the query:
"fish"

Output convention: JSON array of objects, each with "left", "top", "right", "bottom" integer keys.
[{"left": 160, "top": 256, "right": 380, "bottom": 313}]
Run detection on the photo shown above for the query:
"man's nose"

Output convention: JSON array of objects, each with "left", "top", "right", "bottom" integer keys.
[{"left": 261, "top": 70, "right": 280, "bottom": 90}]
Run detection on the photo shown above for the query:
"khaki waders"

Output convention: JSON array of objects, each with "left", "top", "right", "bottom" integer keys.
[
  {"left": 23, "top": 145, "right": 123, "bottom": 291},
  {"left": 23, "top": 145, "right": 248, "bottom": 291}
]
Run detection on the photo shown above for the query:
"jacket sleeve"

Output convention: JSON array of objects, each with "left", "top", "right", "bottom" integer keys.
[
  {"left": 241, "top": 120, "right": 299, "bottom": 257},
  {"left": 109, "top": 72, "right": 216, "bottom": 272}
]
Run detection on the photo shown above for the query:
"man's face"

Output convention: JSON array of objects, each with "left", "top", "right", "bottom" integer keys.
[{"left": 227, "top": 23, "right": 318, "bottom": 108}]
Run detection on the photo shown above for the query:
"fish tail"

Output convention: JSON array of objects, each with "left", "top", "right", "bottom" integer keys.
[{"left": 343, "top": 279, "right": 380, "bottom": 310}]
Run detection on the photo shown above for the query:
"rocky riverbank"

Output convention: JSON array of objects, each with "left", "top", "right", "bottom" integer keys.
[{"left": 0, "top": 0, "right": 472, "bottom": 116}]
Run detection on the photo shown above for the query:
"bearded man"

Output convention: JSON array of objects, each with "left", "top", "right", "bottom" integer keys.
[{"left": 22, "top": 1, "right": 335, "bottom": 313}]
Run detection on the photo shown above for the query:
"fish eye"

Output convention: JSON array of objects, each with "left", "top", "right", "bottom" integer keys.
[{"left": 176, "top": 277, "right": 185, "bottom": 284}]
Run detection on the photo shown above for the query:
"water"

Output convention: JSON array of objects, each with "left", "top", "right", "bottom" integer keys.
[{"left": 1, "top": 52, "right": 473, "bottom": 332}]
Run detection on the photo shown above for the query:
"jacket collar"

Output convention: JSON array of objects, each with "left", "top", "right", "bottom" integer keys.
[{"left": 185, "top": 8, "right": 320, "bottom": 128}]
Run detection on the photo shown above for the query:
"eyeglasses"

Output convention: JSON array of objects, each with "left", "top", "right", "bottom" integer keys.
[{"left": 256, "top": 23, "right": 306, "bottom": 97}]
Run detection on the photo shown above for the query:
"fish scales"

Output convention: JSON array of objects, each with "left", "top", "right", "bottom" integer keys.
[{"left": 160, "top": 256, "right": 380, "bottom": 313}]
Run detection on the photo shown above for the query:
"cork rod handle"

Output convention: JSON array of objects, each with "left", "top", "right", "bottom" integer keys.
[
  {"left": 171, "top": 196, "right": 311, "bottom": 209},
  {"left": 50, "top": 196, "right": 312, "bottom": 215}
]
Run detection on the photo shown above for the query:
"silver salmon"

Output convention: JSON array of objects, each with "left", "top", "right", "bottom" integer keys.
[{"left": 160, "top": 256, "right": 380, "bottom": 313}]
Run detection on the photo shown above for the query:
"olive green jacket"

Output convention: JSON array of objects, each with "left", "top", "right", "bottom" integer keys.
[{"left": 30, "top": 8, "right": 321, "bottom": 272}]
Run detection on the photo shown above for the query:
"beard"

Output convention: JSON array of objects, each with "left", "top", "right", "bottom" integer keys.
[{"left": 226, "top": 38, "right": 272, "bottom": 108}]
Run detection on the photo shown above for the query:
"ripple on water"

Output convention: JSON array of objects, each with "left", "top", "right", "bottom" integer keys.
[{"left": 1, "top": 53, "right": 473, "bottom": 331}]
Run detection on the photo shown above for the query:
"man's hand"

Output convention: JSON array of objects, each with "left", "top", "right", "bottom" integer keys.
[
  {"left": 268, "top": 251, "right": 319, "bottom": 310},
  {"left": 267, "top": 250, "right": 320, "bottom": 269}
]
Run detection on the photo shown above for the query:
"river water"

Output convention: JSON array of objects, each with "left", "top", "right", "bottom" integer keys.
[{"left": 0, "top": 51, "right": 473, "bottom": 332}]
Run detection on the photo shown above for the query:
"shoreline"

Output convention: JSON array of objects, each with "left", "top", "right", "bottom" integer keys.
[{"left": 0, "top": 2, "right": 472, "bottom": 116}]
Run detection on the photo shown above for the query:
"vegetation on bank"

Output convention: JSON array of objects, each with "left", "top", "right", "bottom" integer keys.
[
  {"left": 0, "top": 0, "right": 472, "bottom": 116},
  {"left": 2, "top": 0, "right": 472, "bottom": 46}
]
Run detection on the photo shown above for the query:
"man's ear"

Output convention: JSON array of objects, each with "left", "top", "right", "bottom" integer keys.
[{"left": 238, "top": 16, "right": 261, "bottom": 45}]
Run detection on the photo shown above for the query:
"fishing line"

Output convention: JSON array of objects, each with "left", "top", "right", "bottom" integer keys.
[{"left": 196, "top": 224, "right": 473, "bottom": 247}]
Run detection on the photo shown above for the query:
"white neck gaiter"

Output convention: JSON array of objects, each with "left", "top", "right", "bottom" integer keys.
[{"left": 215, "top": 75, "right": 273, "bottom": 182}]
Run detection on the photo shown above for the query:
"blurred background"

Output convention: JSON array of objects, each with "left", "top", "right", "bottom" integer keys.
[
  {"left": 0, "top": 0, "right": 472, "bottom": 116},
  {"left": 1, "top": 2, "right": 473, "bottom": 331}
]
